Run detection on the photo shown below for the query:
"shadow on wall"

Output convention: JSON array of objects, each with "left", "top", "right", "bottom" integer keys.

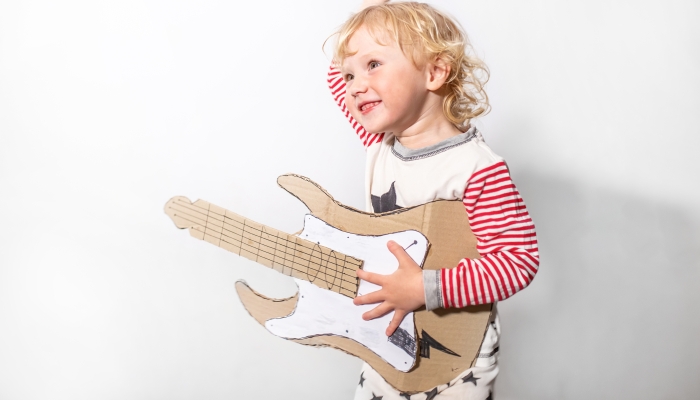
[{"left": 496, "top": 171, "right": 700, "bottom": 399}]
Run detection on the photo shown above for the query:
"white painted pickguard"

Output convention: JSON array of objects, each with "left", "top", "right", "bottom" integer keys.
[{"left": 264, "top": 214, "right": 428, "bottom": 371}]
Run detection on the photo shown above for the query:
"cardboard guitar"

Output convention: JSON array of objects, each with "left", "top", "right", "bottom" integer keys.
[{"left": 164, "top": 174, "right": 492, "bottom": 394}]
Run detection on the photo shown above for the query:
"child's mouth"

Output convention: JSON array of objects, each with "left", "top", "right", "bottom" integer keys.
[{"left": 360, "top": 101, "right": 381, "bottom": 114}]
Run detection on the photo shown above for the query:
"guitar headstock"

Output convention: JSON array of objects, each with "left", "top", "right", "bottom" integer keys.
[{"left": 164, "top": 196, "right": 208, "bottom": 239}]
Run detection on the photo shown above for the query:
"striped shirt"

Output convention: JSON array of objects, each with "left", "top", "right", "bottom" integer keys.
[{"left": 327, "top": 65, "right": 539, "bottom": 310}]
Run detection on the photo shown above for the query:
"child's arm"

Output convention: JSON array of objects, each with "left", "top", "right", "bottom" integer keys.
[
  {"left": 326, "top": 0, "right": 389, "bottom": 148},
  {"left": 428, "top": 161, "right": 539, "bottom": 309},
  {"left": 355, "top": 162, "right": 539, "bottom": 335}
]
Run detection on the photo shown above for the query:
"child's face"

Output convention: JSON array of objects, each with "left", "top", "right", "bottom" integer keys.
[{"left": 340, "top": 26, "right": 430, "bottom": 135}]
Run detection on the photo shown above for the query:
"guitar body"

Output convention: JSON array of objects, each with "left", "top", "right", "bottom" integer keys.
[
  {"left": 235, "top": 175, "right": 493, "bottom": 393},
  {"left": 263, "top": 213, "right": 430, "bottom": 371}
]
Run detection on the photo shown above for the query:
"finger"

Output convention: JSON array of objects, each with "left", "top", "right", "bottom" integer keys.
[
  {"left": 386, "top": 240, "right": 415, "bottom": 265},
  {"left": 362, "top": 302, "right": 393, "bottom": 321},
  {"left": 353, "top": 290, "right": 385, "bottom": 305},
  {"left": 386, "top": 310, "right": 407, "bottom": 336},
  {"left": 357, "top": 269, "right": 384, "bottom": 285}
]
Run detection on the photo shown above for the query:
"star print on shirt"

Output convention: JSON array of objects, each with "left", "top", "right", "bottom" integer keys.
[
  {"left": 369, "top": 392, "right": 383, "bottom": 400},
  {"left": 358, "top": 372, "right": 366, "bottom": 387},
  {"left": 399, "top": 393, "right": 412, "bottom": 400},
  {"left": 462, "top": 371, "right": 480, "bottom": 386},
  {"left": 424, "top": 387, "right": 439, "bottom": 400},
  {"left": 371, "top": 181, "right": 402, "bottom": 213},
  {"left": 485, "top": 391, "right": 492, "bottom": 400}
]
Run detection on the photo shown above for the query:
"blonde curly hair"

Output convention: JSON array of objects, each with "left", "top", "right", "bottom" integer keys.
[{"left": 332, "top": 2, "right": 490, "bottom": 130}]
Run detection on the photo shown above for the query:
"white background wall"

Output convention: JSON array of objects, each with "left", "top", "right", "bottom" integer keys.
[{"left": 1, "top": 1, "right": 698, "bottom": 399}]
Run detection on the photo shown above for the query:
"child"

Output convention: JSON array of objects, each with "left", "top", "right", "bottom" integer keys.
[{"left": 326, "top": 1, "right": 539, "bottom": 399}]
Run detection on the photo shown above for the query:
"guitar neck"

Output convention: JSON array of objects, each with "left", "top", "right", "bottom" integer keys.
[{"left": 165, "top": 197, "right": 362, "bottom": 298}]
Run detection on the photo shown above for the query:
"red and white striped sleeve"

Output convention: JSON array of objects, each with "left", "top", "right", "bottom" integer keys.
[
  {"left": 428, "top": 161, "right": 539, "bottom": 309},
  {"left": 327, "top": 64, "right": 384, "bottom": 148}
]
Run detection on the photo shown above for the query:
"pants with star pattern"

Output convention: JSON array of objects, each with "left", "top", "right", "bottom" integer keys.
[{"left": 353, "top": 362, "right": 497, "bottom": 400}]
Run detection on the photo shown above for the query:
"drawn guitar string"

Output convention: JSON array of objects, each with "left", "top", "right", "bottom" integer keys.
[
  {"left": 169, "top": 199, "right": 359, "bottom": 291},
  {"left": 165, "top": 175, "right": 494, "bottom": 393},
  {"left": 168, "top": 198, "right": 363, "bottom": 297},
  {"left": 169, "top": 203, "right": 357, "bottom": 294}
]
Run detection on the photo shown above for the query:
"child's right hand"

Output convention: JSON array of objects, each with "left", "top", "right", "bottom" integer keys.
[
  {"left": 360, "top": 0, "right": 390, "bottom": 11},
  {"left": 353, "top": 240, "right": 425, "bottom": 337}
]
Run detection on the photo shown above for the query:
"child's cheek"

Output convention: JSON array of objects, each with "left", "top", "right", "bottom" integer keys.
[{"left": 347, "top": 101, "right": 362, "bottom": 123}]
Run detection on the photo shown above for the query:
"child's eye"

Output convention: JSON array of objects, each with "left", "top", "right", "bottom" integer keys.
[
  {"left": 344, "top": 73, "right": 354, "bottom": 82},
  {"left": 369, "top": 61, "right": 380, "bottom": 70}
]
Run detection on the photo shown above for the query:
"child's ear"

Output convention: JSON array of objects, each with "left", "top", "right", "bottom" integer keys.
[{"left": 425, "top": 56, "right": 451, "bottom": 91}]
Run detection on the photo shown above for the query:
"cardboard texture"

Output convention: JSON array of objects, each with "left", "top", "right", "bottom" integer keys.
[
  {"left": 165, "top": 196, "right": 425, "bottom": 371},
  {"left": 266, "top": 216, "right": 429, "bottom": 371},
  {"left": 165, "top": 195, "right": 364, "bottom": 298},
  {"left": 165, "top": 175, "right": 492, "bottom": 394}
]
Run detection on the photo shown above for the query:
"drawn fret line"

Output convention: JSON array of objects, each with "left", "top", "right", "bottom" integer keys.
[
  {"left": 168, "top": 210, "right": 358, "bottom": 288},
  {"left": 272, "top": 230, "right": 283, "bottom": 275},
  {"left": 175, "top": 202, "right": 362, "bottom": 271},
  {"left": 230, "top": 223, "right": 361, "bottom": 273},
  {"left": 237, "top": 228, "right": 357, "bottom": 285},
  {"left": 205, "top": 205, "right": 225, "bottom": 247},
  {"left": 171, "top": 203, "right": 361, "bottom": 294},
  {"left": 223, "top": 229, "right": 357, "bottom": 290}
]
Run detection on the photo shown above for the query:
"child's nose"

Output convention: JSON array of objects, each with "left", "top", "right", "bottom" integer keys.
[{"left": 349, "top": 76, "right": 368, "bottom": 97}]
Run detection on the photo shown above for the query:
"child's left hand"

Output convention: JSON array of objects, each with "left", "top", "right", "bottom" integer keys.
[{"left": 353, "top": 240, "right": 425, "bottom": 336}]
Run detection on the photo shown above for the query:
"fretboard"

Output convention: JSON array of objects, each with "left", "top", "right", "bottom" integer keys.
[{"left": 165, "top": 196, "right": 363, "bottom": 298}]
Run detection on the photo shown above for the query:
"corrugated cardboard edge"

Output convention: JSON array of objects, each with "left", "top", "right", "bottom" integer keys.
[
  {"left": 235, "top": 279, "right": 415, "bottom": 365},
  {"left": 234, "top": 175, "right": 493, "bottom": 394}
]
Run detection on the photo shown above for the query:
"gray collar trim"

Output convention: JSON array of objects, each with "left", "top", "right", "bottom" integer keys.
[{"left": 391, "top": 126, "right": 477, "bottom": 161}]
